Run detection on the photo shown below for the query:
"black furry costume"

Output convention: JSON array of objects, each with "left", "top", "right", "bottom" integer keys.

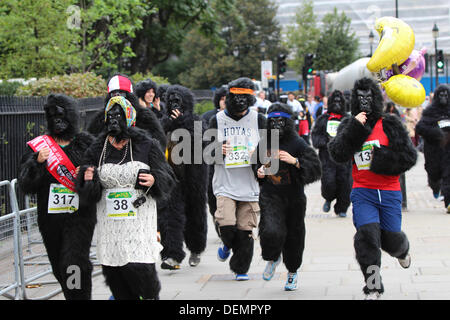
[
  {"left": 328, "top": 78, "right": 417, "bottom": 295},
  {"left": 87, "top": 74, "right": 167, "bottom": 151},
  {"left": 18, "top": 94, "right": 96, "bottom": 300},
  {"left": 258, "top": 103, "right": 321, "bottom": 274},
  {"left": 158, "top": 84, "right": 209, "bottom": 268},
  {"left": 311, "top": 90, "right": 352, "bottom": 215},
  {"left": 77, "top": 102, "right": 175, "bottom": 300},
  {"left": 415, "top": 84, "right": 450, "bottom": 208},
  {"left": 208, "top": 77, "right": 267, "bottom": 275}
]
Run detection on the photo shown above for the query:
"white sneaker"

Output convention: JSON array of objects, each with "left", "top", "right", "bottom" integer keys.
[
  {"left": 398, "top": 254, "right": 411, "bottom": 269},
  {"left": 364, "top": 291, "right": 381, "bottom": 300}
]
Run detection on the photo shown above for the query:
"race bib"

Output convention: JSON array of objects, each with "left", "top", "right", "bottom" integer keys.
[
  {"left": 438, "top": 119, "right": 450, "bottom": 129},
  {"left": 225, "top": 140, "right": 253, "bottom": 168},
  {"left": 354, "top": 140, "right": 380, "bottom": 171},
  {"left": 48, "top": 183, "right": 79, "bottom": 214},
  {"left": 105, "top": 188, "right": 137, "bottom": 220},
  {"left": 326, "top": 120, "right": 340, "bottom": 137}
]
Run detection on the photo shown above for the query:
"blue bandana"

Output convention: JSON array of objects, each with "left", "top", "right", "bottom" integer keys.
[{"left": 267, "top": 111, "right": 291, "bottom": 119}]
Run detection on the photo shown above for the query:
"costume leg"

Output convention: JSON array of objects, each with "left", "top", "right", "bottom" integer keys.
[
  {"left": 334, "top": 163, "right": 352, "bottom": 214},
  {"left": 282, "top": 196, "right": 306, "bottom": 273},
  {"left": 259, "top": 192, "right": 287, "bottom": 262},
  {"left": 102, "top": 265, "right": 137, "bottom": 300},
  {"left": 121, "top": 263, "right": 161, "bottom": 300},
  {"left": 320, "top": 156, "right": 337, "bottom": 203},
  {"left": 159, "top": 185, "right": 187, "bottom": 263},
  {"left": 58, "top": 215, "right": 95, "bottom": 300}
]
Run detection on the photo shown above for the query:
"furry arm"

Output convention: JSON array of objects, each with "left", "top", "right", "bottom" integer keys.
[
  {"left": 17, "top": 149, "right": 47, "bottom": 194},
  {"left": 311, "top": 114, "right": 330, "bottom": 149},
  {"left": 328, "top": 116, "right": 371, "bottom": 163},
  {"left": 415, "top": 117, "right": 444, "bottom": 145},
  {"left": 296, "top": 144, "right": 322, "bottom": 185},
  {"left": 370, "top": 115, "right": 417, "bottom": 175}
]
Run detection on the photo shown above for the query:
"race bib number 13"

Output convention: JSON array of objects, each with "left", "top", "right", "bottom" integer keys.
[
  {"left": 48, "top": 183, "right": 79, "bottom": 214},
  {"left": 106, "top": 188, "right": 137, "bottom": 220},
  {"left": 354, "top": 140, "right": 380, "bottom": 171}
]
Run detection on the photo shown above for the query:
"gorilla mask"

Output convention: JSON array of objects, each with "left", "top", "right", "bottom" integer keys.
[
  {"left": 437, "top": 88, "right": 449, "bottom": 107},
  {"left": 328, "top": 90, "right": 346, "bottom": 115},
  {"left": 356, "top": 89, "right": 373, "bottom": 115},
  {"left": 351, "top": 78, "right": 383, "bottom": 125},
  {"left": 226, "top": 77, "right": 256, "bottom": 117},
  {"left": 267, "top": 103, "right": 296, "bottom": 141},
  {"left": 166, "top": 91, "right": 183, "bottom": 115},
  {"left": 44, "top": 94, "right": 79, "bottom": 141},
  {"left": 104, "top": 96, "right": 136, "bottom": 140},
  {"left": 165, "top": 85, "right": 195, "bottom": 118}
]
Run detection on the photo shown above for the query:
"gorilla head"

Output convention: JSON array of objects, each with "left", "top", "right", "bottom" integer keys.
[
  {"left": 351, "top": 77, "right": 384, "bottom": 124},
  {"left": 433, "top": 84, "right": 450, "bottom": 110},
  {"left": 213, "top": 85, "right": 228, "bottom": 110},
  {"left": 267, "top": 102, "right": 296, "bottom": 141},
  {"left": 165, "top": 85, "right": 195, "bottom": 117},
  {"left": 44, "top": 94, "right": 80, "bottom": 141},
  {"left": 104, "top": 96, "right": 136, "bottom": 141},
  {"left": 225, "top": 77, "right": 256, "bottom": 117},
  {"left": 135, "top": 78, "right": 158, "bottom": 106},
  {"left": 327, "top": 90, "right": 346, "bottom": 115}
]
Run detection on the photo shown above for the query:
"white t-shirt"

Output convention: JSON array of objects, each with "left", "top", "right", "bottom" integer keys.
[{"left": 287, "top": 99, "right": 303, "bottom": 123}]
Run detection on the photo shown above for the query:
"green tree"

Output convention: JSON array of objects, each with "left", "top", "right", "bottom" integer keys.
[
  {"left": 283, "top": 0, "right": 320, "bottom": 73},
  {"left": 0, "top": 0, "right": 80, "bottom": 78},
  {"left": 314, "top": 7, "right": 359, "bottom": 71},
  {"left": 175, "top": 0, "right": 283, "bottom": 89}
]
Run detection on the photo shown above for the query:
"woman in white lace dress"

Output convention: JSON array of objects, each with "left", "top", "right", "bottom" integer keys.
[{"left": 77, "top": 96, "right": 175, "bottom": 299}]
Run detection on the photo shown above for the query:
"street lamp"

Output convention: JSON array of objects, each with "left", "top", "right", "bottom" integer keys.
[
  {"left": 260, "top": 41, "right": 266, "bottom": 60},
  {"left": 369, "top": 30, "right": 374, "bottom": 57},
  {"left": 432, "top": 23, "right": 439, "bottom": 86}
]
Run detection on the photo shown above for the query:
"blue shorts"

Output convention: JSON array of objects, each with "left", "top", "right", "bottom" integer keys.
[{"left": 350, "top": 188, "right": 403, "bottom": 232}]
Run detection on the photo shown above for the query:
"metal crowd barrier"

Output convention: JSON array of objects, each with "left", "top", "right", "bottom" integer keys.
[
  {"left": 0, "top": 180, "right": 22, "bottom": 300},
  {"left": 0, "top": 179, "right": 101, "bottom": 300}
]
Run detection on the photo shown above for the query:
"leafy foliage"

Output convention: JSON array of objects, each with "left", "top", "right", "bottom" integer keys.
[
  {"left": 129, "top": 72, "right": 170, "bottom": 86},
  {"left": 16, "top": 72, "right": 106, "bottom": 98},
  {"left": 0, "top": 81, "right": 23, "bottom": 96}
]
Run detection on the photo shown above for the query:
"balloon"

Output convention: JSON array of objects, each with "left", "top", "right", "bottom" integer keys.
[
  {"left": 386, "top": 48, "right": 427, "bottom": 80},
  {"left": 367, "top": 17, "right": 415, "bottom": 73},
  {"left": 381, "top": 74, "right": 425, "bottom": 108}
]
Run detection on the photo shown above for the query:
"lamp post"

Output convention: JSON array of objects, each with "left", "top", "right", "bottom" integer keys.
[
  {"left": 260, "top": 41, "right": 266, "bottom": 60},
  {"left": 369, "top": 30, "right": 374, "bottom": 57},
  {"left": 432, "top": 23, "right": 439, "bottom": 86}
]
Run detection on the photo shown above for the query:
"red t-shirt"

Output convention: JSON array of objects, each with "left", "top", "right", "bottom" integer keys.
[{"left": 352, "top": 118, "right": 400, "bottom": 190}]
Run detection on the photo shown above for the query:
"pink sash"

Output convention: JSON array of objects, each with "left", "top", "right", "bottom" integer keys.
[{"left": 27, "top": 135, "right": 77, "bottom": 192}]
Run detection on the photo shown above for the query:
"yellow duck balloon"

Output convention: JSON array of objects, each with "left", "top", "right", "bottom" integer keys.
[{"left": 367, "top": 16, "right": 415, "bottom": 72}]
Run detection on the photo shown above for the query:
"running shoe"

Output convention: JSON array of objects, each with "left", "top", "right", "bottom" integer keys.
[
  {"left": 161, "top": 258, "right": 181, "bottom": 270},
  {"left": 217, "top": 244, "right": 231, "bottom": 262},
  {"left": 338, "top": 212, "right": 347, "bottom": 218},
  {"left": 284, "top": 272, "right": 298, "bottom": 291},
  {"left": 189, "top": 253, "right": 201, "bottom": 267},
  {"left": 262, "top": 256, "right": 281, "bottom": 281},
  {"left": 235, "top": 273, "right": 249, "bottom": 281},
  {"left": 433, "top": 191, "right": 441, "bottom": 199},
  {"left": 447, "top": 204, "right": 450, "bottom": 214},
  {"left": 398, "top": 253, "right": 411, "bottom": 269},
  {"left": 323, "top": 201, "right": 331, "bottom": 213}
]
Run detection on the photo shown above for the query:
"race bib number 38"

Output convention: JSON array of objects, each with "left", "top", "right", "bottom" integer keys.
[
  {"left": 106, "top": 188, "right": 137, "bottom": 220},
  {"left": 354, "top": 140, "right": 380, "bottom": 171},
  {"left": 48, "top": 183, "right": 79, "bottom": 214}
]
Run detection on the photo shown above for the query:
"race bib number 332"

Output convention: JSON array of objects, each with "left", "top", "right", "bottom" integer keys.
[
  {"left": 48, "top": 183, "right": 79, "bottom": 214},
  {"left": 105, "top": 188, "right": 137, "bottom": 220}
]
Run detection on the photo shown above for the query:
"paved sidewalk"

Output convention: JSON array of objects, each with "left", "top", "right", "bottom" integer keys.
[{"left": 30, "top": 153, "right": 450, "bottom": 300}]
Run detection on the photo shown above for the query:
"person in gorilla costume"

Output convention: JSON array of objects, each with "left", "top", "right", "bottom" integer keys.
[
  {"left": 158, "top": 84, "right": 209, "bottom": 269},
  {"left": 415, "top": 84, "right": 450, "bottom": 212},
  {"left": 154, "top": 84, "right": 170, "bottom": 119},
  {"left": 208, "top": 77, "right": 266, "bottom": 280},
  {"left": 18, "top": 94, "right": 96, "bottom": 299},
  {"left": 76, "top": 95, "right": 175, "bottom": 300},
  {"left": 311, "top": 90, "right": 352, "bottom": 217},
  {"left": 87, "top": 74, "right": 166, "bottom": 151},
  {"left": 328, "top": 78, "right": 417, "bottom": 299},
  {"left": 257, "top": 103, "right": 321, "bottom": 291}
]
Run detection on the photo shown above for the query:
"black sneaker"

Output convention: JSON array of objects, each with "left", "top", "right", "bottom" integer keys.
[{"left": 161, "top": 258, "right": 181, "bottom": 270}]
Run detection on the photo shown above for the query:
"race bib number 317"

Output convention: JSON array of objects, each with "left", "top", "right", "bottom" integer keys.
[
  {"left": 48, "top": 183, "right": 79, "bottom": 214},
  {"left": 354, "top": 140, "right": 380, "bottom": 171},
  {"left": 105, "top": 188, "right": 137, "bottom": 220}
]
